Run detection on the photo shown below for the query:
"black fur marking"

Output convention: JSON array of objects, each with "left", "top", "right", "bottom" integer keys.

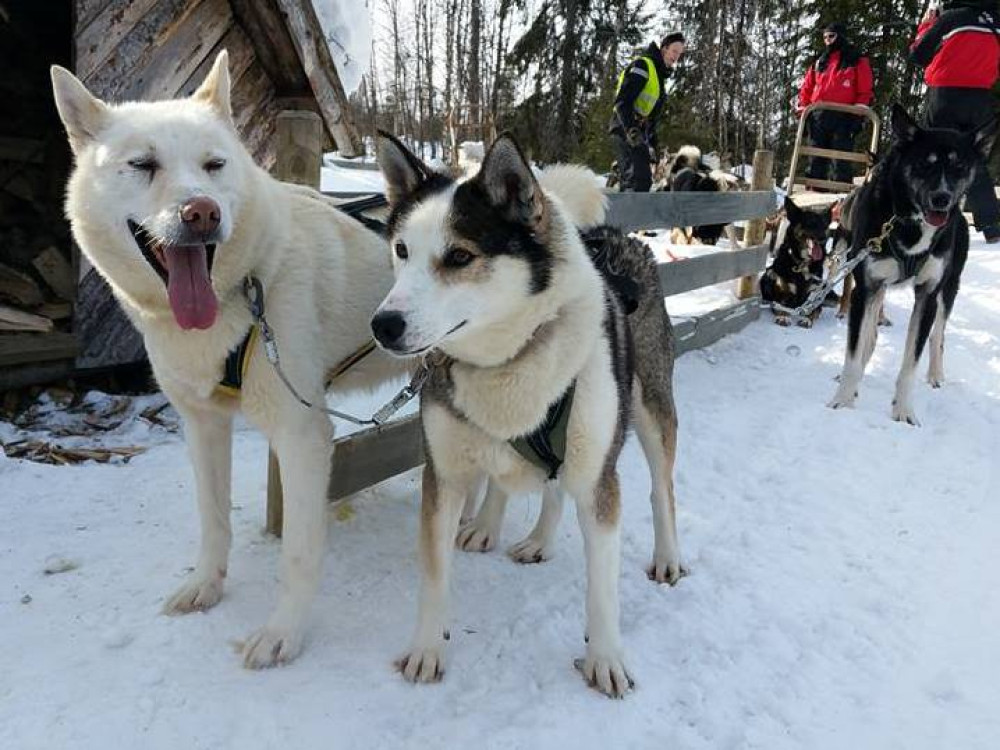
[
  {"left": 580, "top": 226, "right": 644, "bottom": 314},
  {"left": 448, "top": 179, "right": 554, "bottom": 294},
  {"left": 913, "top": 288, "right": 939, "bottom": 363},
  {"left": 385, "top": 171, "right": 455, "bottom": 237}
]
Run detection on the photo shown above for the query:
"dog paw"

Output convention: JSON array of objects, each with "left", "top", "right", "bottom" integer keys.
[
  {"left": 574, "top": 651, "right": 634, "bottom": 699},
  {"left": 241, "top": 623, "right": 304, "bottom": 669},
  {"left": 796, "top": 318, "right": 814, "bottom": 329},
  {"left": 647, "top": 560, "right": 687, "bottom": 586},
  {"left": 508, "top": 535, "right": 555, "bottom": 564},
  {"left": 456, "top": 519, "right": 498, "bottom": 553},
  {"left": 835, "top": 310, "right": 847, "bottom": 320},
  {"left": 878, "top": 316, "right": 893, "bottom": 327},
  {"left": 891, "top": 400, "right": 920, "bottom": 427},
  {"left": 396, "top": 645, "right": 446, "bottom": 683},
  {"left": 927, "top": 370, "right": 945, "bottom": 389},
  {"left": 827, "top": 394, "right": 855, "bottom": 410},
  {"left": 162, "top": 573, "right": 224, "bottom": 615},
  {"left": 774, "top": 315, "right": 792, "bottom": 327}
]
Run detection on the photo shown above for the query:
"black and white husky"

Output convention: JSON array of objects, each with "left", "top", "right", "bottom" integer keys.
[
  {"left": 664, "top": 145, "right": 740, "bottom": 245},
  {"left": 828, "top": 104, "right": 992, "bottom": 424},
  {"left": 759, "top": 196, "right": 833, "bottom": 327},
  {"left": 370, "top": 132, "right": 683, "bottom": 698}
]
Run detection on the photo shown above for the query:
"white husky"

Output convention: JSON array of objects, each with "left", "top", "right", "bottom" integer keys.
[{"left": 51, "top": 52, "right": 404, "bottom": 667}]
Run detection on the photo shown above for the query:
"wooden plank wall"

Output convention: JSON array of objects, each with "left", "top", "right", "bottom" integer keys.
[
  {"left": 71, "top": 0, "right": 292, "bottom": 367},
  {"left": 75, "top": 0, "right": 280, "bottom": 167}
]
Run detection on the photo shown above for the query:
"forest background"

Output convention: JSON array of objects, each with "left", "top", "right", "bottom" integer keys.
[{"left": 336, "top": 0, "right": 1000, "bottom": 176}]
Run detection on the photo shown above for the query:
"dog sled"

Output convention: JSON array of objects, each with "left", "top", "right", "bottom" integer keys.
[{"left": 786, "top": 102, "right": 881, "bottom": 197}]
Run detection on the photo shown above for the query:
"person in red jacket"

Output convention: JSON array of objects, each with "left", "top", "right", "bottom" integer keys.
[
  {"left": 911, "top": 0, "right": 1000, "bottom": 242},
  {"left": 797, "top": 22, "right": 874, "bottom": 186}
]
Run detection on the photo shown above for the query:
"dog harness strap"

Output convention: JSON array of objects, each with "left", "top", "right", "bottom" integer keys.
[
  {"left": 877, "top": 217, "right": 935, "bottom": 281},
  {"left": 894, "top": 249, "right": 931, "bottom": 279},
  {"left": 216, "top": 325, "right": 259, "bottom": 396},
  {"left": 327, "top": 339, "right": 378, "bottom": 383},
  {"left": 241, "top": 275, "right": 432, "bottom": 427},
  {"left": 509, "top": 383, "right": 576, "bottom": 480}
]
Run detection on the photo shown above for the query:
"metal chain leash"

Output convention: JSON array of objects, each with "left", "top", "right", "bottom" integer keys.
[
  {"left": 767, "top": 215, "right": 897, "bottom": 320},
  {"left": 243, "top": 276, "right": 432, "bottom": 427}
]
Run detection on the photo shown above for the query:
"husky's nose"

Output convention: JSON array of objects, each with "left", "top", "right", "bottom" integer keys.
[
  {"left": 929, "top": 191, "right": 952, "bottom": 211},
  {"left": 371, "top": 310, "right": 407, "bottom": 348},
  {"left": 180, "top": 196, "right": 221, "bottom": 235}
]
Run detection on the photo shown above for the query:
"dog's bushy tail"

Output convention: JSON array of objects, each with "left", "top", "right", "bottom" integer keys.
[{"left": 538, "top": 164, "right": 607, "bottom": 229}]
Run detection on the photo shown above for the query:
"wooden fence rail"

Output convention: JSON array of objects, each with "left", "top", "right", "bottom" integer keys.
[
  {"left": 264, "top": 120, "right": 777, "bottom": 535},
  {"left": 605, "top": 190, "right": 775, "bottom": 233}
]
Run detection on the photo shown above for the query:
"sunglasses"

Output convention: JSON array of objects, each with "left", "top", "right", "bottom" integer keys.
[{"left": 823, "top": 32, "right": 837, "bottom": 39}]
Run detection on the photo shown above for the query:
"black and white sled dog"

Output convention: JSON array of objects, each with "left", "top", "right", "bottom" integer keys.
[
  {"left": 370, "top": 132, "right": 684, "bottom": 698},
  {"left": 828, "top": 104, "right": 993, "bottom": 425},
  {"left": 664, "top": 145, "right": 739, "bottom": 245},
  {"left": 759, "top": 196, "right": 833, "bottom": 327}
]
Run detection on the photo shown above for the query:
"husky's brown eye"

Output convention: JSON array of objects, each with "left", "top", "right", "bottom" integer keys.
[
  {"left": 443, "top": 247, "right": 474, "bottom": 268},
  {"left": 204, "top": 158, "right": 226, "bottom": 173},
  {"left": 394, "top": 241, "right": 408, "bottom": 260}
]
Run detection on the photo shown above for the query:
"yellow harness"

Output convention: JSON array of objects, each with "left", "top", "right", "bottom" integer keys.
[{"left": 215, "top": 326, "right": 377, "bottom": 397}]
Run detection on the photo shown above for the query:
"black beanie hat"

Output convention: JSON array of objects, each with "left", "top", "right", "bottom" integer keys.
[
  {"left": 823, "top": 21, "right": 847, "bottom": 36},
  {"left": 661, "top": 31, "right": 685, "bottom": 48}
]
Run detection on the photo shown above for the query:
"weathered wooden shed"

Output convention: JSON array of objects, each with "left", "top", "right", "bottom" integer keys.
[{"left": 0, "top": 0, "right": 360, "bottom": 388}]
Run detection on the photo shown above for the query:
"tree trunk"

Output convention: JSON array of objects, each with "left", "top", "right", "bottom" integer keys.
[{"left": 469, "top": 0, "right": 482, "bottom": 141}]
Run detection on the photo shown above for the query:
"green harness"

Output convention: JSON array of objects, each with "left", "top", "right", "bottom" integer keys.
[{"left": 510, "top": 384, "right": 576, "bottom": 480}]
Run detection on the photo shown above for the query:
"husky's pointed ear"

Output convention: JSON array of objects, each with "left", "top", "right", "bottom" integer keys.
[
  {"left": 477, "top": 134, "right": 543, "bottom": 228},
  {"left": 192, "top": 51, "right": 232, "bottom": 122},
  {"left": 890, "top": 103, "right": 920, "bottom": 143},
  {"left": 51, "top": 66, "right": 109, "bottom": 154},
  {"left": 376, "top": 130, "right": 434, "bottom": 206}
]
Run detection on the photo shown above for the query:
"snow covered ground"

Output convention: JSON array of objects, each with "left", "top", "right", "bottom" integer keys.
[
  {"left": 320, "top": 159, "right": 384, "bottom": 194},
  {"left": 2, "top": 236, "right": 999, "bottom": 749}
]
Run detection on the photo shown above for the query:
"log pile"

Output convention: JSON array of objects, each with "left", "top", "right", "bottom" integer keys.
[
  {"left": 0, "top": 249, "right": 75, "bottom": 334},
  {"left": 0, "top": 4, "right": 76, "bottom": 358}
]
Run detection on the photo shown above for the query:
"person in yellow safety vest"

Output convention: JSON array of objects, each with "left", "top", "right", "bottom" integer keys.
[{"left": 609, "top": 32, "right": 685, "bottom": 191}]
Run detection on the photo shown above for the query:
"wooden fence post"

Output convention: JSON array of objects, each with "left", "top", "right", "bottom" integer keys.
[
  {"left": 737, "top": 149, "right": 774, "bottom": 299},
  {"left": 274, "top": 110, "right": 323, "bottom": 186},
  {"left": 266, "top": 110, "right": 323, "bottom": 537}
]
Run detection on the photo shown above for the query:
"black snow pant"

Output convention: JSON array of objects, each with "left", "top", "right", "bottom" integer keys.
[
  {"left": 924, "top": 86, "right": 1000, "bottom": 231},
  {"left": 805, "top": 110, "right": 863, "bottom": 185},
  {"left": 611, "top": 131, "right": 652, "bottom": 192}
]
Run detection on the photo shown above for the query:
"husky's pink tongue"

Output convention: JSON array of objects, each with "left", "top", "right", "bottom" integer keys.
[
  {"left": 164, "top": 246, "right": 218, "bottom": 330},
  {"left": 925, "top": 210, "right": 949, "bottom": 228},
  {"left": 809, "top": 240, "right": 824, "bottom": 262}
]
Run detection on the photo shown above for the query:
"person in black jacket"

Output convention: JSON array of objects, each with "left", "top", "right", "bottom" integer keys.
[
  {"left": 609, "top": 32, "right": 685, "bottom": 191},
  {"left": 911, "top": 0, "right": 1000, "bottom": 241}
]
